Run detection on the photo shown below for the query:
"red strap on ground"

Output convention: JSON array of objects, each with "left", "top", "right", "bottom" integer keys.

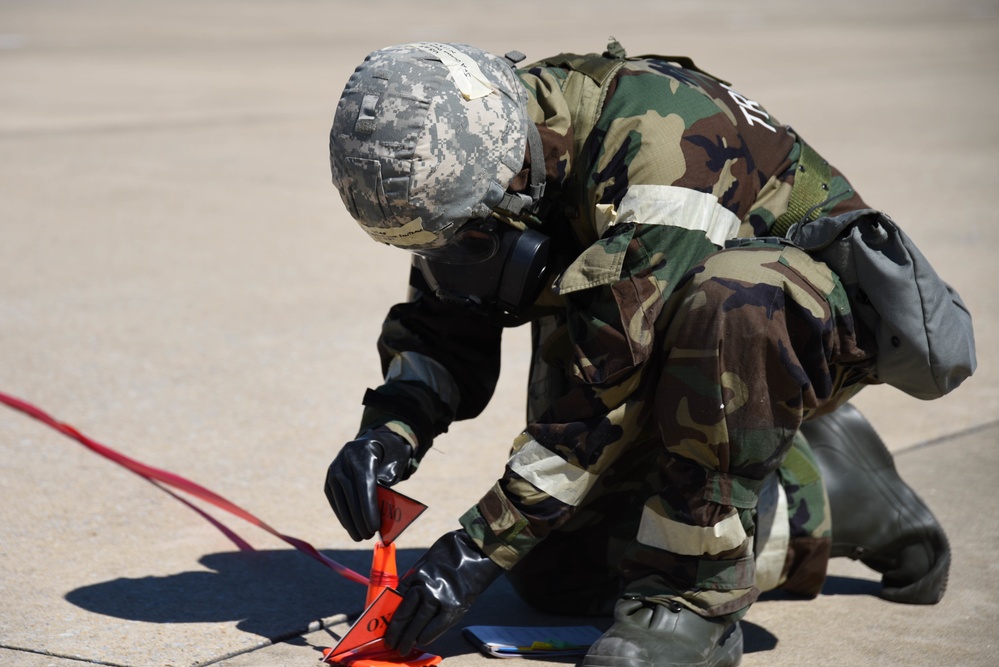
[
  {"left": 0, "top": 390, "right": 369, "bottom": 587},
  {"left": 153, "top": 479, "right": 256, "bottom": 552}
]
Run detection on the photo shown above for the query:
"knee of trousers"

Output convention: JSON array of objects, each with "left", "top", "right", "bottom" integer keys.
[
  {"left": 634, "top": 466, "right": 771, "bottom": 564},
  {"left": 659, "top": 244, "right": 859, "bottom": 436},
  {"left": 671, "top": 244, "right": 843, "bottom": 338}
]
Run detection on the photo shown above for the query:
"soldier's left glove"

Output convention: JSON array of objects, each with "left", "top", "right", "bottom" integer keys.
[
  {"left": 384, "top": 529, "right": 503, "bottom": 655},
  {"left": 325, "top": 426, "right": 415, "bottom": 542}
]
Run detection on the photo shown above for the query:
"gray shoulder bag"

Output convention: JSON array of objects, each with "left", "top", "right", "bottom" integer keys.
[{"left": 786, "top": 209, "right": 976, "bottom": 400}]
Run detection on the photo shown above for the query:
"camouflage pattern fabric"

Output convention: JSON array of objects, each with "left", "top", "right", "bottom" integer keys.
[
  {"left": 504, "top": 436, "right": 661, "bottom": 616},
  {"left": 504, "top": 424, "right": 833, "bottom": 615},
  {"left": 506, "top": 51, "right": 865, "bottom": 245},
  {"left": 775, "top": 430, "right": 834, "bottom": 596},
  {"left": 463, "top": 242, "right": 875, "bottom": 618},
  {"left": 613, "top": 244, "right": 873, "bottom": 618},
  {"left": 354, "top": 46, "right": 878, "bottom": 618}
]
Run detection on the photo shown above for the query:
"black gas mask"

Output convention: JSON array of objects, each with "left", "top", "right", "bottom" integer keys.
[
  {"left": 413, "top": 83, "right": 551, "bottom": 322},
  {"left": 413, "top": 215, "right": 550, "bottom": 320}
]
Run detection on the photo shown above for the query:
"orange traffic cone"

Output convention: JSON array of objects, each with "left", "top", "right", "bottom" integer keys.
[
  {"left": 366, "top": 540, "right": 399, "bottom": 606},
  {"left": 322, "top": 487, "right": 441, "bottom": 667},
  {"left": 324, "top": 543, "right": 441, "bottom": 667}
]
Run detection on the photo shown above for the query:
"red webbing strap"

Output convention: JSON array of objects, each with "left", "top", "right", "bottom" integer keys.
[
  {"left": 0, "top": 390, "right": 369, "bottom": 587},
  {"left": 154, "top": 479, "right": 256, "bottom": 552}
]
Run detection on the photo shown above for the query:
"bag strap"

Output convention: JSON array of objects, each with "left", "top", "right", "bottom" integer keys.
[{"left": 771, "top": 141, "right": 834, "bottom": 237}]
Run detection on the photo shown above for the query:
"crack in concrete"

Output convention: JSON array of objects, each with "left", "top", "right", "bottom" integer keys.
[
  {"left": 0, "top": 643, "right": 132, "bottom": 666},
  {"left": 894, "top": 418, "right": 999, "bottom": 456},
  {"left": 192, "top": 613, "right": 350, "bottom": 667}
]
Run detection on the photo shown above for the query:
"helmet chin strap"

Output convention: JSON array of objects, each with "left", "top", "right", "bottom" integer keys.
[
  {"left": 523, "top": 118, "right": 547, "bottom": 208},
  {"left": 494, "top": 118, "right": 546, "bottom": 219},
  {"left": 493, "top": 49, "right": 546, "bottom": 222}
]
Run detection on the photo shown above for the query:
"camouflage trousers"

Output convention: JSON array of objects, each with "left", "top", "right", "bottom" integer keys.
[{"left": 508, "top": 243, "right": 876, "bottom": 619}]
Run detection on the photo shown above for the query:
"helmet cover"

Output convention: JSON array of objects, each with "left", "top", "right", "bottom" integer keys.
[{"left": 330, "top": 43, "right": 529, "bottom": 250}]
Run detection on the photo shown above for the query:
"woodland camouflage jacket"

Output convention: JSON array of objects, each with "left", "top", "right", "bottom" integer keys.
[{"left": 356, "top": 46, "right": 868, "bottom": 569}]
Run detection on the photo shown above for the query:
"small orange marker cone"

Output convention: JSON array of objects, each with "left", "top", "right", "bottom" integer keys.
[
  {"left": 321, "top": 588, "right": 441, "bottom": 667},
  {"left": 366, "top": 540, "right": 399, "bottom": 607},
  {"left": 321, "top": 487, "right": 441, "bottom": 667}
]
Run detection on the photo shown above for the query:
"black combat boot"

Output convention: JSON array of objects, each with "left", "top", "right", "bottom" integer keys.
[
  {"left": 801, "top": 403, "right": 950, "bottom": 604},
  {"left": 582, "top": 596, "right": 742, "bottom": 667}
]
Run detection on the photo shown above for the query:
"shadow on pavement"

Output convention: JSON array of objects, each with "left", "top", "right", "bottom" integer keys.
[
  {"left": 820, "top": 575, "right": 883, "bottom": 598},
  {"left": 756, "top": 574, "right": 882, "bottom": 604},
  {"left": 741, "top": 622, "right": 779, "bottom": 654},
  {"left": 63, "top": 545, "right": 826, "bottom": 657},
  {"left": 63, "top": 548, "right": 415, "bottom": 639}
]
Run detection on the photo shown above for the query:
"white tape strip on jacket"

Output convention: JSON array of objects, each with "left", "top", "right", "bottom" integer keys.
[
  {"left": 636, "top": 500, "right": 748, "bottom": 557},
  {"left": 595, "top": 184, "right": 742, "bottom": 246},
  {"left": 754, "top": 483, "right": 790, "bottom": 593},
  {"left": 508, "top": 436, "right": 598, "bottom": 506}
]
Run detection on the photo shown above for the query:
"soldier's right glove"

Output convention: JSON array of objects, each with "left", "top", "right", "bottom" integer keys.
[
  {"left": 324, "top": 426, "right": 414, "bottom": 541},
  {"left": 384, "top": 529, "right": 503, "bottom": 655}
]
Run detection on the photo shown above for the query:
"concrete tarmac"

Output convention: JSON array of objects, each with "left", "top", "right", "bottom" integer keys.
[{"left": 1, "top": 1, "right": 997, "bottom": 665}]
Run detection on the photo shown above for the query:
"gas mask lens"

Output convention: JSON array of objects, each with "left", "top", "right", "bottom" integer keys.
[
  {"left": 414, "top": 214, "right": 550, "bottom": 321},
  {"left": 412, "top": 217, "right": 502, "bottom": 265}
]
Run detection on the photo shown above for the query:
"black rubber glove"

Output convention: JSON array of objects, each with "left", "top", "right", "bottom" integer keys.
[
  {"left": 324, "top": 427, "right": 414, "bottom": 541},
  {"left": 385, "top": 529, "right": 503, "bottom": 655}
]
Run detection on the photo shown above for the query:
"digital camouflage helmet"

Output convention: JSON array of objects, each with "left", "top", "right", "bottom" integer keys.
[
  {"left": 329, "top": 43, "right": 550, "bottom": 318},
  {"left": 329, "top": 42, "right": 545, "bottom": 253}
]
